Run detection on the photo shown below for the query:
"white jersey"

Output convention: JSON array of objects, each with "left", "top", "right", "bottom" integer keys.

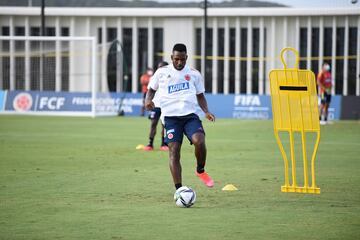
[
  {"left": 147, "top": 76, "right": 160, "bottom": 108},
  {"left": 148, "top": 64, "right": 205, "bottom": 117}
]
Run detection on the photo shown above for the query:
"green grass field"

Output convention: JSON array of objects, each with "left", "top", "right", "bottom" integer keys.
[{"left": 0, "top": 116, "right": 359, "bottom": 240}]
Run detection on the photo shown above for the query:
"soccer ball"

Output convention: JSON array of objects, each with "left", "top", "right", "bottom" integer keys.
[{"left": 174, "top": 186, "right": 196, "bottom": 208}]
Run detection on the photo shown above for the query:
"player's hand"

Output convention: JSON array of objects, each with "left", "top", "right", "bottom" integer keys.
[
  {"left": 145, "top": 100, "right": 155, "bottom": 110},
  {"left": 205, "top": 112, "right": 215, "bottom": 122}
]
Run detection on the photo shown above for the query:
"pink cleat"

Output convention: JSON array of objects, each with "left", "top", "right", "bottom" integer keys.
[
  {"left": 143, "top": 145, "right": 154, "bottom": 151},
  {"left": 159, "top": 145, "right": 169, "bottom": 151},
  {"left": 195, "top": 171, "right": 214, "bottom": 187}
]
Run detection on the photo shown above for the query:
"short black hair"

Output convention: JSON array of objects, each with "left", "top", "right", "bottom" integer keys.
[{"left": 173, "top": 43, "right": 187, "bottom": 53}]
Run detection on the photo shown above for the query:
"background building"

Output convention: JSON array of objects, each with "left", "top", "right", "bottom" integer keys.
[{"left": 0, "top": 0, "right": 359, "bottom": 96}]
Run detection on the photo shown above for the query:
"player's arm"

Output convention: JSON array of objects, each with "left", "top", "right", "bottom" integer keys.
[
  {"left": 145, "top": 71, "right": 160, "bottom": 110},
  {"left": 196, "top": 93, "right": 215, "bottom": 122},
  {"left": 145, "top": 88, "right": 156, "bottom": 110}
]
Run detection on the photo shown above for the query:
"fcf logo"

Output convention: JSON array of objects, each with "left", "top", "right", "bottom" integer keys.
[{"left": 13, "top": 93, "right": 33, "bottom": 111}]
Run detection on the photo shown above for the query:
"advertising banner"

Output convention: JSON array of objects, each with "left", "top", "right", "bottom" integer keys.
[
  {"left": 95, "top": 92, "right": 143, "bottom": 116},
  {"left": 319, "top": 95, "right": 341, "bottom": 121},
  {"left": 1, "top": 90, "right": 342, "bottom": 120},
  {"left": 4, "top": 91, "right": 143, "bottom": 116},
  {"left": 205, "top": 94, "right": 273, "bottom": 119},
  {"left": 340, "top": 96, "right": 360, "bottom": 120},
  {"left": 0, "top": 90, "right": 5, "bottom": 111}
]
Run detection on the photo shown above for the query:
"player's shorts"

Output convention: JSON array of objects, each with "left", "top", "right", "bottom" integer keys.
[
  {"left": 320, "top": 92, "right": 331, "bottom": 104},
  {"left": 164, "top": 113, "right": 205, "bottom": 144},
  {"left": 148, "top": 107, "right": 161, "bottom": 120}
]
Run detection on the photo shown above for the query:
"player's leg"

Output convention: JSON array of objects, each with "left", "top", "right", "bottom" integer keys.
[
  {"left": 144, "top": 118, "right": 159, "bottom": 151},
  {"left": 145, "top": 108, "right": 164, "bottom": 151},
  {"left": 319, "top": 94, "right": 325, "bottom": 120},
  {"left": 319, "top": 93, "right": 326, "bottom": 124},
  {"left": 144, "top": 109, "right": 159, "bottom": 151},
  {"left": 164, "top": 116, "right": 184, "bottom": 189},
  {"left": 140, "top": 92, "right": 146, "bottom": 116},
  {"left": 324, "top": 103, "right": 328, "bottom": 122},
  {"left": 160, "top": 124, "right": 169, "bottom": 151},
  {"left": 157, "top": 109, "right": 168, "bottom": 151},
  {"left": 184, "top": 114, "right": 214, "bottom": 187},
  {"left": 192, "top": 132, "right": 214, "bottom": 187},
  {"left": 191, "top": 132, "right": 206, "bottom": 173},
  {"left": 324, "top": 94, "right": 331, "bottom": 122},
  {"left": 149, "top": 117, "right": 159, "bottom": 143},
  {"left": 319, "top": 103, "right": 323, "bottom": 120},
  {"left": 168, "top": 142, "right": 182, "bottom": 189}
]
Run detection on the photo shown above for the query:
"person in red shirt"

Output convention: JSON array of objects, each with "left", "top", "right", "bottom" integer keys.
[
  {"left": 317, "top": 63, "right": 332, "bottom": 125},
  {"left": 140, "top": 67, "right": 153, "bottom": 116}
]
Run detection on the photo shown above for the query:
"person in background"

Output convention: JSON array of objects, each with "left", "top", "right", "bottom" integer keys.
[
  {"left": 143, "top": 61, "right": 169, "bottom": 151},
  {"left": 317, "top": 62, "right": 333, "bottom": 125},
  {"left": 140, "top": 67, "right": 153, "bottom": 116}
]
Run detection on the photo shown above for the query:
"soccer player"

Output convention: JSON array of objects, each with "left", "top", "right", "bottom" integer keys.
[
  {"left": 143, "top": 61, "right": 169, "bottom": 151},
  {"left": 140, "top": 67, "right": 153, "bottom": 116},
  {"left": 145, "top": 43, "right": 215, "bottom": 189},
  {"left": 317, "top": 62, "right": 332, "bottom": 125}
]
